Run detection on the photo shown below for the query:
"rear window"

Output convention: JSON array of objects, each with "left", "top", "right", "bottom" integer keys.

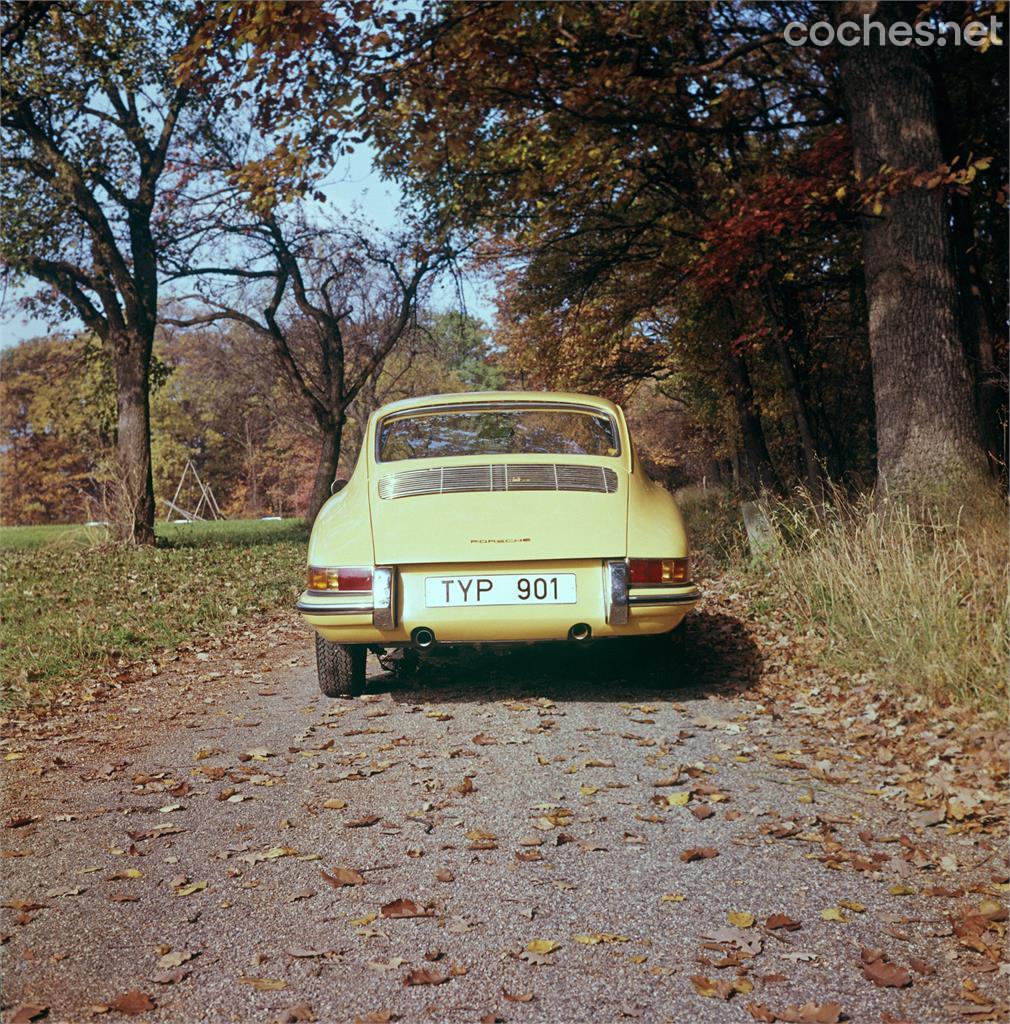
[{"left": 377, "top": 406, "right": 621, "bottom": 462}]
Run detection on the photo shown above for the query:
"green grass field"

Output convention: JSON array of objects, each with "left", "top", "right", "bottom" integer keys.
[{"left": 1, "top": 518, "right": 309, "bottom": 707}]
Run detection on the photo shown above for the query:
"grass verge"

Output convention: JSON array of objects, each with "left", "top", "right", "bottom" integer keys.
[
  {"left": 681, "top": 485, "right": 1008, "bottom": 711},
  {"left": 1, "top": 519, "right": 307, "bottom": 708}
]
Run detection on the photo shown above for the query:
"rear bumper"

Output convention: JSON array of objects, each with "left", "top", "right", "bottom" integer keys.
[{"left": 298, "top": 560, "right": 700, "bottom": 644}]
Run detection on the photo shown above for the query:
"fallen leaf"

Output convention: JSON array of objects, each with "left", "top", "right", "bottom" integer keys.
[
  {"left": 174, "top": 881, "right": 207, "bottom": 897},
  {"left": 403, "top": 968, "right": 449, "bottom": 986},
  {"left": 108, "top": 991, "right": 156, "bottom": 1015},
  {"left": 150, "top": 969, "right": 190, "bottom": 985},
  {"left": 573, "top": 932, "right": 628, "bottom": 945},
  {"left": 345, "top": 815, "right": 381, "bottom": 829},
  {"left": 862, "top": 956, "right": 911, "bottom": 988},
  {"left": 909, "top": 957, "right": 936, "bottom": 975},
  {"left": 239, "top": 977, "right": 288, "bottom": 991},
  {"left": 526, "top": 939, "right": 561, "bottom": 955},
  {"left": 320, "top": 867, "right": 365, "bottom": 888},
  {"left": 381, "top": 899, "right": 432, "bottom": 919},
  {"left": 661, "top": 893, "right": 685, "bottom": 903},
  {"left": 7, "top": 1005, "right": 48, "bottom": 1024},
  {"left": 765, "top": 914, "right": 801, "bottom": 931},
  {"left": 503, "top": 990, "right": 534, "bottom": 1003},
  {"left": 692, "top": 805, "right": 715, "bottom": 820},
  {"left": 778, "top": 1002, "right": 843, "bottom": 1023},
  {"left": 1, "top": 900, "right": 46, "bottom": 912},
  {"left": 354, "top": 1013, "right": 399, "bottom": 1024},
  {"left": 322, "top": 799, "right": 347, "bottom": 810},
  {"left": 692, "top": 975, "right": 752, "bottom": 999},
  {"left": 156, "top": 950, "right": 195, "bottom": 970},
  {"left": 435, "top": 869, "right": 454, "bottom": 882},
  {"left": 728, "top": 911, "right": 756, "bottom": 928},
  {"left": 820, "top": 907, "right": 847, "bottom": 923},
  {"left": 680, "top": 847, "right": 719, "bottom": 863}
]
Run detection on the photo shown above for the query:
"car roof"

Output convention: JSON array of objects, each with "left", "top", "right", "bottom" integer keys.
[{"left": 373, "top": 391, "right": 621, "bottom": 418}]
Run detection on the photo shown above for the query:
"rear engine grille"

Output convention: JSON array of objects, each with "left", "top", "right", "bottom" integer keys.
[{"left": 377, "top": 463, "right": 618, "bottom": 500}]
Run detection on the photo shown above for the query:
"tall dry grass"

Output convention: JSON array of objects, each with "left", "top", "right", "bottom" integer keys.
[
  {"left": 759, "top": 487, "right": 1008, "bottom": 711},
  {"left": 677, "top": 482, "right": 1008, "bottom": 710}
]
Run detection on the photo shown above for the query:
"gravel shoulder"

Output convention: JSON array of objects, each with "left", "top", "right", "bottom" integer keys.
[{"left": 2, "top": 597, "right": 1007, "bottom": 1024}]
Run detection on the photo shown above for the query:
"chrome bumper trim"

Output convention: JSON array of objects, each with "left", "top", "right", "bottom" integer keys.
[
  {"left": 296, "top": 599, "right": 373, "bottom": 616},
  {"left": 371, "top": 566, "right": 396, "bottom": 630},
  {"left": 628, "top": 589, "right": 701, "bottom": 607},
  {"left": 605, "top": 559, "right": 628, "bottom": 625}
]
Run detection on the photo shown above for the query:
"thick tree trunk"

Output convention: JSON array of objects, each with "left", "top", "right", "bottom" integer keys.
[
  {"left": 929, "top": 55, "right": 1008, "bottom": 474},
  {"left": 306, "top": 418, "right": 343, "bottom": 525},
  {"left": 833, "top": 1, "right": 988, "bottom": 500},
  {"left": 112, "top": 334, "right": 156, "bottom": 545},
  {"left": 726, "top": 350, "right": 779, "bottom": 495}
]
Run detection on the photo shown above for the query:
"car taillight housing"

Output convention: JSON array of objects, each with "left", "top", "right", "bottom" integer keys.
[
  {"left": 307, "top": 567, "right": 373, "bottom": 593},
  {"left": 627, "top": 558, "right": 690, "bottom": 586}
]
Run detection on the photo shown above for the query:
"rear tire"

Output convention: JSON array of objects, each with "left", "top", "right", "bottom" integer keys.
[{"left": 315, "top": 634, "right": 366, "bottom": 697}]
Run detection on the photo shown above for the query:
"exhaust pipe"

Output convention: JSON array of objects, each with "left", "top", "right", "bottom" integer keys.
[
  {"left": 412, "top": 627, "right": 436, "bottom": 650},
  {"left": 568, "top": 622, "right": 592, "bottom": 642}
]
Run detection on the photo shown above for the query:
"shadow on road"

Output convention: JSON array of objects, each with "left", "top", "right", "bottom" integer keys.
[{"left": 371, "top": 609, "right": 761, "bottom": 704}]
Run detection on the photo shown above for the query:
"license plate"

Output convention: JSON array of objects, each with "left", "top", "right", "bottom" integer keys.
[{"left": 425, "top": 573, "right": 577, "bottom": 607}]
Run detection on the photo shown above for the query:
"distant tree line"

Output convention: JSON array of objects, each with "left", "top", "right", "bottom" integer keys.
[{"left": 0, "top": 312, "right": 500, "bottom": 525}]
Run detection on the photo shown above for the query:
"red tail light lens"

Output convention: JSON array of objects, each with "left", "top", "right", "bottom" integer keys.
[
  {"left": 627, "top": 558, "right": 690, "bottom": 585},
  {"left": 307, "top": 567, "right": 373, "bottom": 592}
]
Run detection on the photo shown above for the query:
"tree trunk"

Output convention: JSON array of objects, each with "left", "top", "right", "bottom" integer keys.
[
  {"left": 112, "top": 334, "right": 156, "bottom": 545},
  {"left": 763, "top": 277, "right": 823, "bottom": 496},
  {"left": 929, "top": 61, "right": 1007, "bottom": 474},
  {"left": 832, "top": 1, "right": 988, "bottom": 501},
  {"left": 306, "top": 418, "right": 343, "bottom": 525},
  {"left": 726, "top": 350, "right": 779, "bottom": 495}
]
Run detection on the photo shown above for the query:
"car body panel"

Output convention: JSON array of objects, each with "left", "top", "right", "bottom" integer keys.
[
  {"left": 298, "top": 390, "right": 699, "bottom": 647},
  {"left": 369, "top": 464, "right": 628, "bottom": 564}
]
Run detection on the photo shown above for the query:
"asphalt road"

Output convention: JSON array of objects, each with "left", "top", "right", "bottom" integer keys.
[{"left": 2, "top": 611, "right": 1007, "bottom": 1024}]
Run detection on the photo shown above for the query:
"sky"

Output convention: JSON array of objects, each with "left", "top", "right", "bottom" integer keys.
[{"left": 0, "top": 145, "right": 497, "bottom": 350}]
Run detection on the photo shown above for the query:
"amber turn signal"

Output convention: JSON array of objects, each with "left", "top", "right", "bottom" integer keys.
[
  {"left": 307, "top": 566, "right": 373, "bottom": 592},
  {"left": 627, "top": 558, "right": 690, "bottom": 585}
]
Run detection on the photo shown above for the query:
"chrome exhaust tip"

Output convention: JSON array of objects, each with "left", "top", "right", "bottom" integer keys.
[
  {"left": 412, "top": 627, "right": 436, "bottom": 650},
  {"left": 568, "top": 622, "right": 592, "bottom": 642}
]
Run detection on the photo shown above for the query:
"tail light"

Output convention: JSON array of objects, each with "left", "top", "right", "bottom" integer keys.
[
  {"left": 627, "top": 558, "right": 690, "bottom": 586},
  {"left": 307, "top": 567, "right": 373, "bottom": 593}
]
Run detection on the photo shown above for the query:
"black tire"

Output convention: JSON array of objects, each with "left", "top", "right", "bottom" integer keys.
[{"left": 315, "top": 633, "right": 366, "bottom": 697}]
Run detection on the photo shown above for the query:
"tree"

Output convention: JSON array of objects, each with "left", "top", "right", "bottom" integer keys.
[
  {"left": 0, "top": 333, "right": 115, "bottom": 523},
  {"left": 1, "top": 1, "right": 213, "bottom": 542},
  {"left": 164, "top": 207, "right": 453, "bottom": 522},
  {"left": 361, "top": 1, "right": 847, "bottom": 492},
  {"left": 830, "top": 1, "right": 992, "bottom": 499}
]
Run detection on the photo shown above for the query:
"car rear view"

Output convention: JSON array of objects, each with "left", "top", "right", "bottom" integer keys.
[{"left": 297, "top": 392, "right": 699, "bottom": 695}]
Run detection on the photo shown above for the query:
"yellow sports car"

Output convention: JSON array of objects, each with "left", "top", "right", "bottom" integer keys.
[{"left": 297, "top": 391, "right": 700, "bottom": 696}]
